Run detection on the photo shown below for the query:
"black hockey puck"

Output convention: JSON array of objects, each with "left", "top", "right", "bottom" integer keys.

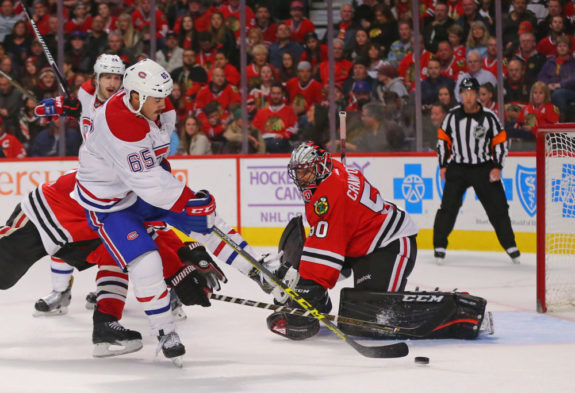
[{"left": 414, "top": 356, "right": 430, "bottom": 365}]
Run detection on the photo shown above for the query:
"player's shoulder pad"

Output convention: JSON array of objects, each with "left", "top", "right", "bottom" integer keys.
[
  {"left": 105, "top": 92, "right": 150, "bottom": 142},
  {"left": 80, "top": 79, "right": 96, "bottom": 95}
]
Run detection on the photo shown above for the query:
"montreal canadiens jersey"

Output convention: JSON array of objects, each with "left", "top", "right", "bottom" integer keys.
[
  {"left": 299, "top": 160, "right": 418, "bottom": 289},
  {"left": 73, "top": 90, "right": 192, "bottom": 213},
  {"left": 77, "top": 80, "right": 104, "bottom": 140}
]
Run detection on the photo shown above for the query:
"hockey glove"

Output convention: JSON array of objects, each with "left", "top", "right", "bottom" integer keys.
[
  {"left": 166, "top": 264, "right": 211, "bottom": 307},
  {"left": 177, "top": 241, "right": 228, "bottom": 291},
  {"left": 184, "top": 190, "right": 216, "bottom": 234},
  {"left": 34, "top": 96, "right": 81, "bottom": 119},
  {"left": 266, "top": 278, "right": 331, "bottom": 340},
  {"left": 248, "top": 251, "right": 300, "bottom": 304}
]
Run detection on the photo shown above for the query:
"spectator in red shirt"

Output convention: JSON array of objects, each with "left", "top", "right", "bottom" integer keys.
[
  {"left": 249, "top": 64, "right": 277, "bottom": 110},
  {"left": 286, "top": 0, "right": 315, "bottom": 44},
  {"left": 208, "top": 50, "right": 240, "bottom": 86},
  {"left": 28, "top": 0, "right": 49, "bottom": 36},
  {"left": 513, "top": 81, "right": 559, "bottom": 139},
  {"left": 285, "top": 61, "right": 323, "bottom": 115},
  {"left": 64, "top": 2, "right": 93, "bottom": 34},
  {"left": 436, "top": 40, "right": 466, "bottom": 81},
  {"left": 483, "top": 36, "right": 506, "bottom": 78},
  {"left": 246, "top": 44, "right": 278, "bottom": 85},
  {"left": 447, "top": 24, "right": 467, "bottom": 60},
  {"left": 478, "top": 82, "right": 499, "bottom": 116},
  {"left": 536, "top": 15, "right": 575, "bottom": 57},
  {"left": 194, "top": 66, "right": 241, "bottom": 114},
  {"left": 96, "top": 2, "right": 118, "bottom": 34},
  {"left": 173, "top": 0, "right": 211, "bottom": 33},
  {"left": 0, "top": 116, "right": 26, "bottom": 158},
  {"left": 105, "top": 31, "right": 134, "bottom": 66},
  {"left": 132, "top": 0, "right": 169, "bottom": 39},
  {"left": 300, "top": 31, "right": 327, "bottom": 75},
  {"left": 317, "top": 38, "right": 353, "bottom": 85},
  {"left": 323, "top": 3, "right": 359, "bottom": 52},
  {"left": 177, "top": 15, "right": 198, "bottom": 51},
  {"left": 198, "top": 100, "right": 228, "bottom": 143},
  {"left": 196, "top": 31, "right": 218, "bottom": 71},
  {"left": 253, "top": 83, "right": 298, "bottom": 153},
  {"left": 255, "top": 5, "right": 277, "bottom": 46},
  {"left": 220, "top": 0, "right": 256, "bottom": 39},
  {"left": 513, "top": 32, "right": 546, "bottom": 86}
]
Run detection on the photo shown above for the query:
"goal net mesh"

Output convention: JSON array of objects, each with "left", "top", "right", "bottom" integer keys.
[{"left": 543, "top": 131, "right": 575, "bottom": 310}]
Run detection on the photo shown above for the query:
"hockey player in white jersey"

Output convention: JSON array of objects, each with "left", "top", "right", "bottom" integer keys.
[{"left": 33, "top": 54, "right": 126, "bottom": 316}]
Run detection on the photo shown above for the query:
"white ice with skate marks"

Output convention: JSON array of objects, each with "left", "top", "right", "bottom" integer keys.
[{"left": 0, "top": 249, "right": 574, "bottom": 393}]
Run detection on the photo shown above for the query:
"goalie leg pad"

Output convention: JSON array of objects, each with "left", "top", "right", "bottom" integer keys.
[{"left": 338, "top": 289, "right": 486, "bottom": 339}]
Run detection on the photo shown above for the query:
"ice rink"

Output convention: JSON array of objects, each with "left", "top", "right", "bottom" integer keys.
[{"left": 1, "top": 248, "right": 574, "bottom": 393}]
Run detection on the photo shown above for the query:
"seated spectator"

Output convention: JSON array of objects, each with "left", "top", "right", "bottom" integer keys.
[
  {"left": 386, "top": 20, "right": 412, "bottom": 67},
  {"left": 66, "top": 31, "right": 92, "bottom": 74},
  {"left": 482, "top": 37, "right": 505, "bottom": 78},
  {"left": 436, "top": 40, "right": 466, "bottom": 81},
  {"left": 116, "top": 13, "right": 143, "bottom": 59},
  {"left": 220, "top": 0, "right": 256, "bottom": 40},
  {"left": 198, "top": 100, "right": 228, "bottom": 144},
  {"left": 177, "top": 115, "right": 212, "bottom": 155},
  {"left": 132, "top": 0, "right": 169, "bottom": 41},
  {"left": 285, "top": 61, "right": 322, "bottom": 116},
  {"left": 278, "top": 52, "right": 298, "bottom": 83},
  {"left": 4, "top": 20, "right": 30, "bottom": 70},
  {"left": 194, "top": 66, "right": 240, "bottom": 114},
  {"left": 478, "top": 0, "right": 495, "bottom": 31},
  {"left": 512, "top": 31, "right": 546, "bottom": 86},
  {"left": 354, "top": 0, "right": 378, "bottom": 30},
  {"left": 0, "top": 74, "right": 22, "bottom": 133},
  {"left": 422, "top": 1, "right": 455, "bottom": 53},
  {"left": 169, "top": 82, "right": 187, "bottom": 124},
  {"left": 367, "top": 44, "right": 386, "bottom": 79},
  {"left": 0, "top": 115, "right": 25, "bottom": 158},
  {"left": 503, "top": 0, "right": 537, "bottom": 46},
  {"left": 105, "top": 31, "right": 133, "bottom": 66},
  {"left": 422, "top": 102, "right": 448, "bottom": 151},
  {"left": 0, "top": 55, "right": 15, "bottom": 78},
  {"left": 156, "top": 31, "right": 184, "bottom": 73},
  {"left": 447, "top": 24, "right": 467, "bottom": 60},
  {"left": 64, "top": 2, "right": 93, "bottom": 34},
  {"left": 172, "top": 48, "right": 208, "bottom": 101},
  {"left": 537, "top": 36, "right": 575, "bottom": 121},
  {"left": 28, "top": 117, "right": 81, "bottom": 157},
  {"left": 268, "top": 23, "right": 304, "bottom": 70},
  {"left": 196, "top": 31, "right": 218, "bottom": 71},
  {"left": 222, "top": 107, "right": 265, "bottom": 154},
  {"left": 252, "top": 83, "right": 298, "bottom": 153},
  {"left": 343, "top": 57, "right": 374, "bottom": 97},
  {"left": 28, "top": 0, "right": 49, "bottom": 36},
  {"left": 300, "top": 32, "right": 327, "bottom": 75},
  {"left": 347, "top": 28, "right": 371, "bottom": 60},
  {"left": 317, "top": 39, "right": 353, "bottom": 85},
  {"left": 514, "top": 81, "right": 559, "bottom": 138},
  {"left": 466, "top": 20, "right": 490, "bottom": 58},
  {"left": 421, "top": 58, "right": 455, "bottom": 106},
  {"left": 96, "top": 2, "right": 117, "bottom": 34},
  {"left": 348, "top": 102, "right": 403, "bottom": 152},
  {"left": 209, "top": 11, "right": 237, "bottom": 63},
  {"left": 438, "top": 85, "right": 457, "bottom": 108},
  {"left": 208, "top": 50, "right": 240, "bottom": 87},
  {"left": 458, "top": 0, "right": 493, "bottom": 39},
  {"left": 177, "top": 15, "right": 198, "bottom": 51},
  {"left": 479, "top": 82, "right": 499, "bottom": 116},
  {"left": 374, "top": 64, "right": 408, "bottom": 103},
  {"left": 249, "top": 64, "right": 277, "bottom": 110},
  {"left": 247, "top": 27, "right": 265, "bottom": 57},
  {"left": 254, "top": 5, "right": 277, "bottom": 46},
  {"left": 398, "top": 34, "right": 433, "bottom": 91},
  {"left": 504, "top": 58, "right": 530, "bottom": 124},
  {"left": 346, "top": 80, "right": 373, "bottom": 111},
  {"left": 247, "top": 44, "right": 278, "bottom": 86},
  {"left": 173, "top": 0, "right": 210, "bottom": 34},
  {"left": 85, "top": 16, "right": 110, "bottom": 62},
  {"left": 537, "top": 0, "right": 570, "bottom": 41},
  {"left": 322, "top": 4, "right": 359, "bottom": 52},
  {"left": 0, "top": 0, "right": 21, "bottom": 44},
  {"left": 536, "top": 15, "right": 575, "bottom": 57},
  {"left": 20, "top": 56, "right": 39, "bottom": 92},
  {"left": 454, "top": 50, "right": 497, "bottom": 101},
  {"left": 369, "top": 4, "right": 399, "bottom": 56},
  {"left": 18, "top": 96, "right": 46, "bottom": 147},
  {"left": 286, "top": 0, "right": 315, "bottom": 45}
]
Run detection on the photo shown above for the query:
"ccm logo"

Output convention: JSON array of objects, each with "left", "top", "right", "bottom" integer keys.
[
  {"left": 186, "top": 204, "right": 216, "bottom": 215},
  {"left": 127, "top": 231, "right": 139, "bottom": 240},
  {"left": 402, "top": 294, "right": 445, "bottom": 302}
]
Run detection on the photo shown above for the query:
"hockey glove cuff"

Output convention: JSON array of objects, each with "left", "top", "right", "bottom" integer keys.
[
  {"left": 166, "top": 265, "right": 211, "bottom": 307},
  {"left": 177, "top": 242, "right": 228, "bottom": 291},
  {"left": 34, "top": 96, "right": 81, "bottom": 118}
]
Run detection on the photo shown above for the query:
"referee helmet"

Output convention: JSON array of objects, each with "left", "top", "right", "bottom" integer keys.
[{"left": 459, "top": 77, "right": 480, "bottom": 93}]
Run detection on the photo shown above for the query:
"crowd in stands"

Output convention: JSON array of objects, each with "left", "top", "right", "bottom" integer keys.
[{"left": 0, "top": 0, "right": 573, "bottom": 158}]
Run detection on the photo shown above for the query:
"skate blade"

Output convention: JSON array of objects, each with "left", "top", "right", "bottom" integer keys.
[
  {"left": 171, "top": 356, "right": 184, "bottom": 368},
  {"left": 93, "top": 340, "right": 143, "bottom": 358},
  {"left": 435, "top": 258, "right": 444, "bottom": 266},
  {"left": 479, "top": 311, "right": 495, "bottom": 336},
  {"left": 171, "top": 307, "right": 187, "bottom": 321},
  {"left": 33, "top": 307, "right": 68, "bottom": 317}
]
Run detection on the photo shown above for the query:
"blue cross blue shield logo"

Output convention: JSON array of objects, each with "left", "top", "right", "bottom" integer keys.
[
  {"left": 551, "top": 163, "right": 575, "bottom": 218},
  {"left": 516, "top": 165, "right": 537, "bottom": 217},
  {"left": 393, "top": 164, "right": 433, "bottom": 214}
]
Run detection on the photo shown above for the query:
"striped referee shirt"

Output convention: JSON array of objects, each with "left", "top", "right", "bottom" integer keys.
[{"left": 437, "top": 104, "right": 508, "bottom": 168}]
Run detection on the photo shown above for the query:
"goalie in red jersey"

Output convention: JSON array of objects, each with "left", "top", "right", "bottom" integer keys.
[{"left": 267, "top": 142, "right": 493, "bottom": 341}]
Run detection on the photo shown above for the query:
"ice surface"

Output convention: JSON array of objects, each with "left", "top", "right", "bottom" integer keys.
[{"left": 1, "top": 249, "right": 574, "bottom": 393}]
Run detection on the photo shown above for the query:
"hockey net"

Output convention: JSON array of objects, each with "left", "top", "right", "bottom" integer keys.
[{"left": 537, "top": 125, "right": 575, "bottom": 312}]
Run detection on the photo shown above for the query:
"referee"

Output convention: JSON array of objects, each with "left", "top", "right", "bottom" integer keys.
[{"left": 433, "top": 77, "right": 520, "bottom": 264}]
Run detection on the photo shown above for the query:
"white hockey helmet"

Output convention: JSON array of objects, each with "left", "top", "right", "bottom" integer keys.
[
  {"left": 123, "top": 58, "right": 173, "bottom": 114},
  {"left": 288, "top": 141, "right": 332, "bottom": 199},
  {"left": 94, "top": 54, "right": 125, "bottom": 78}
]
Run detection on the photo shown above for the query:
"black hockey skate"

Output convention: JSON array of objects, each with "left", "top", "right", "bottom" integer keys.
[
  {"left": 92, "top": 321, "right": 143, "bottom": 358},
  {"left": 34, "top": 277, "right": 73, "bottom": 316},
  {"left": 85, "top": 291, "right": 97, "bottom": 310},
  {"left": 157, "top": 331, "right": 186, "bottom": 368}
]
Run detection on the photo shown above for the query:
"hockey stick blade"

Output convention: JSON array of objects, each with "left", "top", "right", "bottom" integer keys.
[{"left": 212, "top": 227, "right": 409, "bottom": 359}]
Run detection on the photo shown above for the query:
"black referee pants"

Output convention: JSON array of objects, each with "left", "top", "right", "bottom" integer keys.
[{"left": 433, "top": 162, "right": 517, "bottom": 251}]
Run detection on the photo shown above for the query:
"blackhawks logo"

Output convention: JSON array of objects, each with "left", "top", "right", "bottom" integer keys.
[{"left": 314, "top": 196, "right": 329, "bottom": 216}]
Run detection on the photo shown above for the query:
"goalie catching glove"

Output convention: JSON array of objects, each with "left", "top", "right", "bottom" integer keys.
[
  {"left": 266, "top": 277, "right": 332, "bottom": 340},
  {"left": 34, "top": 96, "right": 82, "bottom": 119},
  {"left": 177, "top": 241, "right": 228, "bottom": 291}
]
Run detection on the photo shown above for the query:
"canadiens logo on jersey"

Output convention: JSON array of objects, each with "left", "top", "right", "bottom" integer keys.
[
  {"left": 127, "top": 231, "right": 139, "bottom": 240},
  {"left": 314, "top": 196, "right": 329, "bottom": 216}
]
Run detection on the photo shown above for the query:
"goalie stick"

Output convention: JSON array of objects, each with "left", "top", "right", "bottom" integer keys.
[
  {"left": 212, "top": 226, "right": 409, "bottom": 358},
  {"left": 0, "top": 70, "right": 38, "bottom": 103},
  {"left": 21, "top": 1, "right": 71, "bottom": 98},
  {"left": 210, "top": 293, "right": 436, "bottom": 338}
]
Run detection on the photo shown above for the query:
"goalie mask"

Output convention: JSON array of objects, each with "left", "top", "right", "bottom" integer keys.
[
  {"left": 123, "top": 59, "right": 173, "bottom": 114},
  {"left": 288, "top": 142, "right": 332, "bottom": 202}
]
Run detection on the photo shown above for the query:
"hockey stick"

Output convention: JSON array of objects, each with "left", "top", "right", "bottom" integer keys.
[
  {"left": 21, "top": 1, "right": 71, "bottom": 98},
  {"left": 0, "top": 70, "right": 38, "bottom": 103},
  {"left": 212, "top": 226, "right": 409, "bottom": 358},
  {"left": 210, "top": 293, "right": 434, "bottom": 338},
  {"left": 339, "top": 111, "right": 347, "bottom": 165}
]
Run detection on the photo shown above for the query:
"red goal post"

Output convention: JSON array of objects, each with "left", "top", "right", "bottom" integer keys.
[{"left": 536, "top": 124, "right": 575, "bottom": 313}]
